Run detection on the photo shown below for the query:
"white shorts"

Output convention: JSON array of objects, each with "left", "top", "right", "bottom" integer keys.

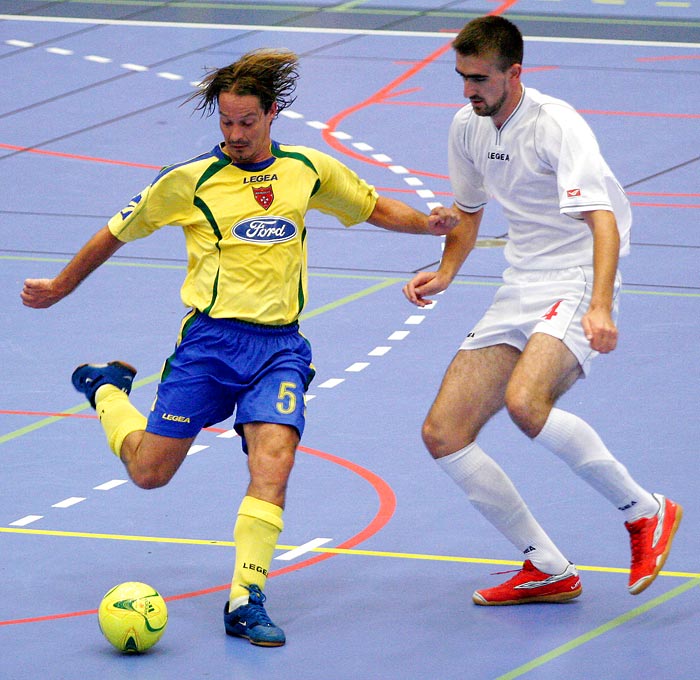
[{"left": 459, "top": 266, "right": 621, "bottom": 376}]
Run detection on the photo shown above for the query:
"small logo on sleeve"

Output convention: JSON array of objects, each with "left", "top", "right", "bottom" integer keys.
[
  {"left": 119, "top": 193, "right": 142, "bottom": 220},
  {"left": 566, "top": 188, "right": 581, "bottom": 198}
]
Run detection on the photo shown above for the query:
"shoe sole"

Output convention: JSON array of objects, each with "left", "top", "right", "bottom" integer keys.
[
  {"left": 473, "top": 586, "right": 582, "bottom": 606},
  {"left": 226, "top": 630, "right": 285, "bottom": 647},
  {"left": 628, "top": 503, "right": 683, "bottom": 595}
]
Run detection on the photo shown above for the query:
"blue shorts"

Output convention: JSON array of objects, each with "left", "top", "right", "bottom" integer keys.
[{"left": 146, "top": 311, "right": 315, "bottom": 450}]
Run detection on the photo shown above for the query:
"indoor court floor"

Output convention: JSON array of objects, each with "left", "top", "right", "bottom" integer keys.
[{"left": 1, "top": 1, "right": 698, "bottom": 678}]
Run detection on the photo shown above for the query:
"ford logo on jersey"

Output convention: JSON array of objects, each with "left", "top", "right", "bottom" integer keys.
[{"left": 232, "top": 216, "right": 298, "bottom": 243}]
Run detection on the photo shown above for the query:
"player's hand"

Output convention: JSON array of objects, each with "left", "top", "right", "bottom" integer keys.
[
  {"left": 581, "top": 306, "right": 618, "bottom": 353},
  {"left": 403, "top": 270, "right": 449, "bottom": 307},
  {"left": 21, "top": 278, "right": 65, "bottom": 308},
  {"left": 427, "top": 206, "right": 459, "bottom": 236}
]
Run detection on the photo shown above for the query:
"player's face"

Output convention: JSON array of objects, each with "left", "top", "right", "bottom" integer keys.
[
  {"left": 218, "top": 92, "right": 277, "bottom": 164},
  {"left": 455, "top": 52, "right": 522, "bottom": 128}
]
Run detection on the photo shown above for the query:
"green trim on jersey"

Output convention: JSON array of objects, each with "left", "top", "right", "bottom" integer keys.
[{"left": 107, "top": 142, "right": 378, "bottom": 324}]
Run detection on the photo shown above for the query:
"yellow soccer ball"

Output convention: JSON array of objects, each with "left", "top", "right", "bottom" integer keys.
[{"left": 98, "top": 582, "right": 168, "bottom": 653}]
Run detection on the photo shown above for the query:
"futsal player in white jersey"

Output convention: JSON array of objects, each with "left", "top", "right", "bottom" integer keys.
[
  {"left": 403, "top": 15, "right": 681, "bottom": 605},
  {"left": 21, "top": 49, "right": 457, "bottom": 644}
]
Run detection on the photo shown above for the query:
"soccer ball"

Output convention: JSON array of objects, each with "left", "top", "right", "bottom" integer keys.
[{"left": 98, "top": 582, "right": 168, "bottom": 653}]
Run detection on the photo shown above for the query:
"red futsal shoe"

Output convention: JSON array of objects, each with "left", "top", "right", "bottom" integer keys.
[
  {"left": 626, "top": 493, "right": 682, "bottom": 595},
  {"left": 473, "top": 560, "right": 582, "bottom": 606}
]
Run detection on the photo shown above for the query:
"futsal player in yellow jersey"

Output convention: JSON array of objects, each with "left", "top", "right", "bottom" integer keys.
[{"left": 21, "top": 49, "right": 457, "bottom": 646}]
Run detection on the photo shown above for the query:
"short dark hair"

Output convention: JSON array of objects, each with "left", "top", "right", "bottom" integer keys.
[
  {"left": 452, "top": 16, "right": 524, "bottom": 71},
  {"left": 188, "top": 48, "right": 299, "bottom": 117}
]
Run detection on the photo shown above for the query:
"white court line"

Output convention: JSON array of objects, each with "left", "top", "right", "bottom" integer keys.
[
  {"left": 3, "top": 16, "right": 697, "bottom": 49},
  {"left": 216, "top": 429, "right": 239, "bottom": 439},
  {"left": 405, "top": 315, "right": 425, "bottom": 325},
  {"left": 346, "top": 362, "right": 369, "bottom": 372},
  {"left": 275, "top": 538, "right": 333, "bottom": 561},
  {"left": 121, "top": 62, "right": 148, "bottom": 71},
  {"left": 52, "top": 497, "right": 86, "bottom": 509},
  {"left": 187, "top": 444, "right": 209, "bottom": 456},
  {"left": 157, "top": 71, "right": 183, "bottom": 80},
  {"left": 368, "top": 346, "right": 391, "bottom": 356},
  {"left": 318, "top": 378, "right": 345, "bottom": 388},
  {"left": 94, "top": 479, "right": 128, "bottom": 491},
  {"left": 389, "top": 330, "right": 410, "bottom": 340},
  {"left": 9, "top": 515, "right": 43, "bottom": 527}
]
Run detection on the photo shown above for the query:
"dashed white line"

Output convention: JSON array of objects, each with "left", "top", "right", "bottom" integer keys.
[
  {"left": 46, "top": 47, "right": 73, "bottom": 55},
  {"left": 121, "top": 62, "right": 148, "bottom": 71},
  {"left": 280, "top": 110, "right": 304, "bottom": 119},
  {"left": 368, "top": 346, "right": 392, "bottom": 356},
  {"left": 157, "top": 71, "right": 183, "bottom": 80},
  {"left": 10, "top": 515, "right": 43, "bottom": 527},
  {"left": 216, "top": 429, "right": 239, "bottom": 439},
  {"left": 52, "top": 497, "right": 86, "bottom": 509},
  {"left": 84, "top": 54, "right": 112, "bottom": 63},
  {"left": 318, "top": 378, "right": 345, "bottom": 388},
  {"left": 404, "top": 177, "right": 424, "bottom": 186},
  {"left": 405, "top": 315, "right": 426, "bottom": 325},
  {"left": 7, "top": 39, "right": 34, "bottom": 47},
  {"left": 187, "top": 444, "right": 209, "bottom": 456},
  {"left": 346, "top": 362, "right": 369, "bottom": 372},
  {"left": 275, "top": 537, "right": 333, "bottom": 561},
  {"left": 94, "top": 479, "right": 128, "bottom": 491}
]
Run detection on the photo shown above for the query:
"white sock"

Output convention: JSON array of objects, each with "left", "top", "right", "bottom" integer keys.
[
  {"left": 535, "top": 408, "right": 657, "bottom": 522},
  {"left": 436, "top": 443, "right": 569, "bottom": 574}
]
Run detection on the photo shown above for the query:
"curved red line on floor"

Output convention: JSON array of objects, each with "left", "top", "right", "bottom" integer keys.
[{"left": 0, "top": 443, "right": 396, "bottom": 626}]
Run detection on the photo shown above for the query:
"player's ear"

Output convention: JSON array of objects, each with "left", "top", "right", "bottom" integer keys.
[{"left": 509, "top": 63, "right": 522, "bottom": 80}]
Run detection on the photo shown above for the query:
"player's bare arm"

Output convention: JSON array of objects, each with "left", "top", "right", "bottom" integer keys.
[
  {"left": 21, "top": 225, "right": 125, "bottom": 309},
  {"left": 581, "top": 209, "right": 620, "bottom": 354},
  {"left": 367, "top": 196, "right": 458, "bottom": 235},
  {"left": 403, "top": 206, "right": 482, "bottom": 306}
]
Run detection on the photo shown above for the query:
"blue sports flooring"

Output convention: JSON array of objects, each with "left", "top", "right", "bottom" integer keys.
[{"left": 1, "top": 2, "right": 699, "bottom": 678}]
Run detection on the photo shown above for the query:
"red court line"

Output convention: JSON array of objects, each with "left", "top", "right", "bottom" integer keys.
[
  {"left": 630, "top": 202, "right": 700, "bottom": 209},
  {"left": 578, "top": 110, "right": 700, "bottom": 119},
  {"left": 319, "top": 0, "right": 516, "bottom": 168},
  {"left": 637, "top": 55, "right": 700, "bottom": 62},
  {"left": 0, "top": 439, "right": 396, "bottom": 626},
  {"left": 0, "top": 143, "right": 161, "bottom": 169}
]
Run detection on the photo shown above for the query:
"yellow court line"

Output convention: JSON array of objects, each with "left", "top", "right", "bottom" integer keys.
[{"left": 2, "top": 526, "right": 697, "bottom": 580}]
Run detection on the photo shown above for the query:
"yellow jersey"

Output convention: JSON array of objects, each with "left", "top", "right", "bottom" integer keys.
[{"left": 108, "top": 141, "right": 378, "bottom": 324}]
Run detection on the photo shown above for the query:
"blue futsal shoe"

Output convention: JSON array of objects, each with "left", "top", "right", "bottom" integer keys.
[
  {"left": 71, "top": 361, "right": 137, "bottom": 408},
  {"left": 224, "top": 585, "right": 286, "bottom": 647}
]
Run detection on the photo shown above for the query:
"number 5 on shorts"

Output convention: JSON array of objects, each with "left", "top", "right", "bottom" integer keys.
[{"left": 276, "top": 381, "right": 297, "bottom": 415}]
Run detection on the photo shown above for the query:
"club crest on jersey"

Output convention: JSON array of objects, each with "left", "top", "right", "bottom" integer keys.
[
  {"left": 119, "top": 193, "right": 142, "bottom": 220},
  {"left": 232, "top": 216, "right": 297, "bottom": 244},
  {"left": 252, "top": 184, "right": 274, "bottom": 210}
]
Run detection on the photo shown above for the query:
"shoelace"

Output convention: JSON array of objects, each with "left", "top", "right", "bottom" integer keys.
[
  {"left": 628, "top": 521, "right": 651, "bottom": 567},
  {"left": 243, "top": 585, "right": 276, "bottom": 628}
]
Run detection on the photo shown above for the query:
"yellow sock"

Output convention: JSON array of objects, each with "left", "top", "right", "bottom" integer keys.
[
  {"left": 95, "top": 385, "right": 147, "bottom": 458},
  {"left": 229, "top": 496, "right": 284, "bottom": 605}
]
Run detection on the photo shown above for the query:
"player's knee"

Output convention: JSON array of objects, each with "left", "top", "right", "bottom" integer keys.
[
  {"left": 129, "top": 467, "right": 173, "bottom": 490},
  {"left": 422, "top": 417, "right": 454, "bottom": 459},
  {"left": 504, "top": 384, "right": 546, "bottom": 439}
]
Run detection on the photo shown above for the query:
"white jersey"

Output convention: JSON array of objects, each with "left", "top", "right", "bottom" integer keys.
[{"left": 448, "top": 86, "right": 631, "bottom": 270}]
